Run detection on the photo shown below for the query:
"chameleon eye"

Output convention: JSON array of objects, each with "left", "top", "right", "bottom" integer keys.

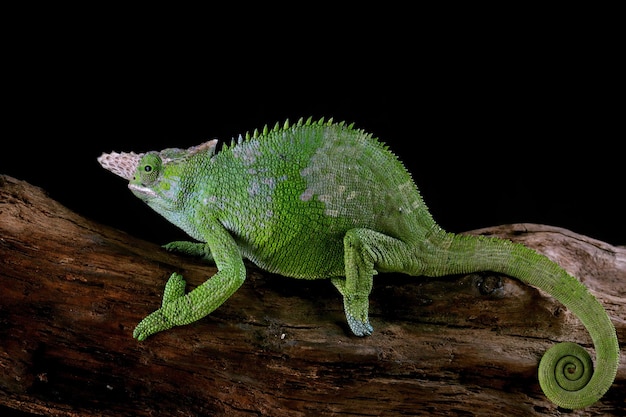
[{"left": 138, "top": 154, "right": 162, "bottom": 184}]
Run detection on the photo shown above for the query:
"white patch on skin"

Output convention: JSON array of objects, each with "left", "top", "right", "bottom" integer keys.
[
  {"left": 202, "top": 196, "right": 220, "bottom": 207},
  {"left": 232, "top": 139, "right": 262, "bottom": 166},
  {"left": 300, "top": 188, "right": 314, "bottom": 201},
  {"left": 318, "top": 195, "right": 331, "bottom": 204},
  {"left": 300, "top": 166, "right": 312, "bottom": 177},
  {"left": 248, "top": 177, "right": 278, "bottom": 199},
  {"left": 299, "top": 135, "right": 369, "bottom": 220},
  {"left": 202, "top": 195, "right": 226, "bottom": 210},
  {"left": 398, "top": 181, "right": 413, "bottom": 192},
  {"left": 390, "top": 182, "right": 421, "bottom": 214},
  {"left": 248, "top": 181, "right": 261, "bottom": 197},
  {"left": 326, "top": 209, "right": 339, "bottom": 217}
]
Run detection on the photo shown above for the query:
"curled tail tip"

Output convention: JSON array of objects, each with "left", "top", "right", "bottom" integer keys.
[{"left": 538, "top": 341, "right": 619, "bottom": 409}]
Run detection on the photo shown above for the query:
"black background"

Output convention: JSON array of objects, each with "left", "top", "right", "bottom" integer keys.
[
  {"left": 1, "top": 10, "right": 624, "bottom": 417},
  {"left": 3, "top": 8, "right": 624, "bottom": 247}
]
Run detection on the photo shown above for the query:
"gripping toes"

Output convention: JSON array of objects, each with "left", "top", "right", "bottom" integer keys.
[
  {"left": 347, "top": 315, "right": 374, "bottom": 336},
  {"left": 133, "top": 272, "right": 187, "bottom": 341},
  {"left": 162, "top": 241, "right": 205, "bottom": 256},
  {"left": 162, "top": 241, "right": 214, "bottom": 262},
  {"left": 162, "top": 272, "right": 187, "bottom": 305},
  {"left": 133, "top": 309, "right": 172, "bottom": 341},
  {"left": 344, "top": 295, "right": 374, "bottom": 336}
]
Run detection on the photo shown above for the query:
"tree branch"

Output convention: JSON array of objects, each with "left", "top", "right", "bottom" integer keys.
[{"left": 0, "top": 175, "right": 624, "bottom": 416}]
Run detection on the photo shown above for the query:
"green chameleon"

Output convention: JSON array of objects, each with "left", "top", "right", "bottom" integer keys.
[{"left": 98, "top": 117, "right": 619, "bottom": 409}]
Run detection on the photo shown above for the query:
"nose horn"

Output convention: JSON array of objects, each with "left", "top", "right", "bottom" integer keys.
[{"left": 97, "top": 151, "right": 144, "bottom": 181}]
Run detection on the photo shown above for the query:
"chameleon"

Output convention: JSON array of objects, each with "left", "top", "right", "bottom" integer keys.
[{"left": 98, "top": 116, "right": 619, "bottom": 409}]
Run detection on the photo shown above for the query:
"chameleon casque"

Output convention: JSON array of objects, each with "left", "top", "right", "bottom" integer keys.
[{"left": 98, "top": 117, "right": 619, "bottom": 409}]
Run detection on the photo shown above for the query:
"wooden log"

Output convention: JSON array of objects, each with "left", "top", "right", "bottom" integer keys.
[{"left": 0, "top": 174, "right": 624, "bottom": 416}]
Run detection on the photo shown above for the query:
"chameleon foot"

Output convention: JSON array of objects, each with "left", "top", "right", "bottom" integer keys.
[
  {"left": 162, "top": 241, "right": 214, "bottom": 261},
  {"left": 162, "top": 272, "right": 187, "bottom": 304},
  {"left": 133, "top": 272, "right": 187, "bottom": 341},
  {"left": 343, "top": 295, "right": 374, "bottom": 336},
  {"left": 347, "top": 315, "right": 374, "bottom": 337},
  {"left": 134, "top": 310, "right": 171, "bottom": 341}
]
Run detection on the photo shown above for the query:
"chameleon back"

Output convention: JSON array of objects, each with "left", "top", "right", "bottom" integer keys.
[{"left": 194, "top": 120, "right": 435, "bottom": 279}]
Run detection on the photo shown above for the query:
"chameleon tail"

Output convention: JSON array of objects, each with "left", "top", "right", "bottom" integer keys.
[
  {"left": 528, "top": 256, "right": 619, "bottom": 409},
  {"left": 426, "top": 233, "right": 619, "bottom": 409}
]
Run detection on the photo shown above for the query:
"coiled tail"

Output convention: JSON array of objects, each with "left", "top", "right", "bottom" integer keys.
[{"left": 425, "top": 232, "right": 620, "bottom": 409}]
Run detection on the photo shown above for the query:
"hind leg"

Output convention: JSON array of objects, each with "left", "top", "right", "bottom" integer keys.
[{"left": 331, "top": 228, "right": 414, "bottom": 336}]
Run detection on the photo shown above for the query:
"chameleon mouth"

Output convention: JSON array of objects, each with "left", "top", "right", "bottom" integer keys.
[{"left": 128, "top": 183, "right": 158, "bottom": 198}]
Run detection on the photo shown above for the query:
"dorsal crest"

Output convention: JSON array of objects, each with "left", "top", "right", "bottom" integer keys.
[{"left": 221, "top": 116, "right": 358, "bottom": 151}]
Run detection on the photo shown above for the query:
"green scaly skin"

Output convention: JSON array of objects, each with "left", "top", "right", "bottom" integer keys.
[{"left": 98, "top": 117, "right": 619, "bottom": 409}]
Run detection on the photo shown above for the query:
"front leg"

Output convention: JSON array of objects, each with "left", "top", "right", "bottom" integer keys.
[{"left": 134, "top": 220, "right": 245, "bottom": 341}]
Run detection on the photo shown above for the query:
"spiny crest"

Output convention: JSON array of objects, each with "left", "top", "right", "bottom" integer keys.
[
  {"left": 224, "top": 116, "right": 360, "bottom": 150},
  {"left": 98, "top": 140, "right": 218, "bottom": 181}
]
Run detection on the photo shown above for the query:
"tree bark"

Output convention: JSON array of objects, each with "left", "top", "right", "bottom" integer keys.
[{"left": 0, "top": 174, "right": 624, "bottom": 417}]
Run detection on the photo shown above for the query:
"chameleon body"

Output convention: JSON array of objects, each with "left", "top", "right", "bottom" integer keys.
[{"left": 98, "top": 117, "right": 619, "bottom": 409}]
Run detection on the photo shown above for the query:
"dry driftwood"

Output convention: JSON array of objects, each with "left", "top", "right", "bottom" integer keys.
[{"left": 0, "top": 174, "right": 624, "bottom": 417}]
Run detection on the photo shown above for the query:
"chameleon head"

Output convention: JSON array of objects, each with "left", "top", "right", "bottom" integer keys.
[{"left": 97, "top": 139, "right": 219, "bottom": 205}]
